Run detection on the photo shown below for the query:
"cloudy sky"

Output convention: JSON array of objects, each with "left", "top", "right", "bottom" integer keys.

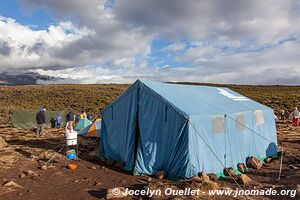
[{"left": 0, "top": 0, "right": 300, "bottom": 84}]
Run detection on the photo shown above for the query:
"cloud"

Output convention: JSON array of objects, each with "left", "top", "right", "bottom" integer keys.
[
  {"left": 114, "top": 0, "right": 300, "bottom": 42},
  {"left": 1, "top": 0, "right": 300, "bottom": 84},
  {"left": 162, "top": 42, "right": 186, "bottom": 52},
  {"left": 0, "top": 16, "right": 94, "bottom": 71}
]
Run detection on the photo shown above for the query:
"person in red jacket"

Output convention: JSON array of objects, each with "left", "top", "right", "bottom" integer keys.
[{"left": 292, "top": 107, "right": 299, "bottom": 126}]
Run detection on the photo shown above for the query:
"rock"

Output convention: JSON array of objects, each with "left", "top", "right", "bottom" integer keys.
[
  {"left": 114, "top": 161, "right": 125, "bottom": 168},
  {"left": 296, "top": 184, "right": 300, "bottom": 198},
  {"left": 40, "top": 165, "right": 47, "bottom": 170},
  {"left": 198, "top": 172, "right": 210, "bottom": 181},
  {"left": 237, "top": 174, "right": 252, "bottom": 185},
  {"left": 3, "top": 181, "right": 23, "bottom": 188},
  {"left": 29, "top": 154, "right": 37, "bottom": 161},
  {"left": 87, "top": 166, "right": 97, "bottom": 170},
  {"left": 25, "top": 170, "right": 38, "bottom": 177},
  {"left": 94, "top": 182, "right": 101, "bottom": 186},
  {"left": 223, "top": 167, "right": 236, "bottom": 177},
  {"left": 155, "top": 171, "right": 167, "bottom": 179},
  {"left": 19, "top": 173, "right": 26, "bottom": 178},
  {"left": 264, "top": 157, "right": 272, "bottom": 164},
  {"left": 107, "top": 187, "right": 127, "bottom": 199},
  {"left": 0, "top": 136, "right": 8, "bottom": 148},
  {"left": 190, "top": 176, "right": 202, "bottom": 182},
  {"left": 287, "top": 157, "right": 300, "bottom": 164},
  {"left": 289, "top": 165, "right": 298, "bottom": 170},
  {"left": 147, "top": 177, "right": 152, "bottom": 183},
  {"left": 106, "top": 157, "right": 114, "bottom": 166},
  {"left": 88, "top": 150, "right": 98, "bottom": 158},
  {"left": 237, "top": 163, "right": 246, "bottom": 173},
  {"left": 99, "top": 156, "right": 106, "bottom": 163},
  {"left": 136, "top": 179, "right": 148, "bottom": 184},
  {"left": 246, "top": 156, "right": 262, "bottom": 169},
  {"left": 208, "top": 173, "right": 218, "bottom": 182}
]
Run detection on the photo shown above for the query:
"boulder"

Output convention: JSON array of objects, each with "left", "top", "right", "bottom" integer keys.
[
  {"left": 208, "top": 173, "right": 218, "bottom": 182},
  {"left": 237, "top": 163, "right": 246, "bottom": 173},
  {"left": 198, "top": 172, "right": 210, "bottom": 181},
  {"left": 106, "top": 187, "right": 127, "bottom": 199},
  {"left": 246, "top": 156, "right": 262, "bottom": 169},
  {"left": 237, "top": 174, "right": 252, "bottom": 185},
  {"left": 155, "top": 171, "right": 167, "bottom": 179}
]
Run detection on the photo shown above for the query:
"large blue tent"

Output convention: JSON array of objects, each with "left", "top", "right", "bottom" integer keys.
[{"left": 100, "top": 80, "right": 277, "bottom": 179}]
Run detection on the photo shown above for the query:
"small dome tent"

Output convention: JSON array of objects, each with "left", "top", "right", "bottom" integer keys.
[{"left": 75, "top": 118, "right": 92, "bottom": 131}]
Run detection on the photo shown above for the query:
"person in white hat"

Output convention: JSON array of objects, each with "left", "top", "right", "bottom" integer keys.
[{"left": 292, "top": 107, "right": 299, "bottom": 126}]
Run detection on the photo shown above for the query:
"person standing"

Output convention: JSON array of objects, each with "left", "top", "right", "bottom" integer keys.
[
  {"left": 50, "top": 117, "right": 56, "bottom": 128},
  {"left": 56, "top": 115, "right": 62, "bottom": 128},
  {"left": 280, "top": 109, "right": 285, "bottom": 120},
  {"left": 87, "top": 114, "right": 93, "bottom": 121},
  {"left": 292, "top": 107, "right": 299, "bottom": 126},
  {"left": 66, "top": 111, "right": 75, "bottom": 131},
  {"left": 80, "top": 111, "right": 87, "bottom": 119},
  {"left": 36, "top": 107, "right": 46, "bottom": 137}
]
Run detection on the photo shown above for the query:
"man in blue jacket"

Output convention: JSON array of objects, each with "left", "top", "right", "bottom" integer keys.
[{"left": 36, "top": 107, "right": 46, "bottom": 137}]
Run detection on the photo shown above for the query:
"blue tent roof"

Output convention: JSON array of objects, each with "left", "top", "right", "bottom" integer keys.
[
  {"left": 140, "top": 80, "right": 269, "bottom": 116},
  {"left": 104, "top": 80, "right": 270, "bottom": 117}
]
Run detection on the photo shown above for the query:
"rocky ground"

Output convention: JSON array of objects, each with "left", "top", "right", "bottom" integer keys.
[{"left": 0, "top": 121, "right": 299, "bottom": 200}]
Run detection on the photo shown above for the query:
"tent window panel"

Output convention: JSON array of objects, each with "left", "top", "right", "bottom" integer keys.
[
  {"left": 236, "top": 113, "right": 246, "bottom": 132},
  {"left": 254, "top": 110, "right": 264, "bottom": 125},
  {"left": 211, "top": 115, "right": 225, "bottom": 134}
]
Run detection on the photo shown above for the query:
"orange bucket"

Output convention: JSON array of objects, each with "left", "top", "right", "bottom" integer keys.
[{"left": 67, "top": 164, "right": 78, "bottom": 170}]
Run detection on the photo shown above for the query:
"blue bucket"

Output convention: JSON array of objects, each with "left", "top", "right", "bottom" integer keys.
[{"left": 66, "top": 150, "right": 77, "bottom": 160}]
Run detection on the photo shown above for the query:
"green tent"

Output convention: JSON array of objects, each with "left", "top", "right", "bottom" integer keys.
[
  {"left": 75, "top": 118, "right": 92, "bottom": 131},
  {"left": 12, "top": 110, "right": 66, "bottom": 129}
]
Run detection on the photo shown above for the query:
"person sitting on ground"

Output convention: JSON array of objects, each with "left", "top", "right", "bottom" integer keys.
[
  {"left": 36, "top": 107, "right": 46, "bottom": 137},
  {"left": 50, "top": 117, "right": 56, "bottom": 128},
  {"left": 292, "top": 107, "right": 299, "bottom": 126},
  {"left": 56, "top": 115, "right": 62, "bottom": 128}
]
